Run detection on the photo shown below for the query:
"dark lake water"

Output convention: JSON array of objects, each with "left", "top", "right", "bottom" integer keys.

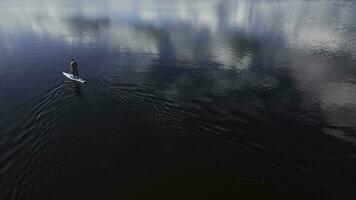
[{"left": 1, "top": 0, "right": 356, "bottom": 199}]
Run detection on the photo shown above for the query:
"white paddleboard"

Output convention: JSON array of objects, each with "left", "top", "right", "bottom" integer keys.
[{"left": 63, "top": 72, "right": 86, "bottom": 83}]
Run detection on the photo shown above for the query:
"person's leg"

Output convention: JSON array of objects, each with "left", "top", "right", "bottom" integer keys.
[{"left": 74, "top": 68, "right": 78, "bottom": 78}]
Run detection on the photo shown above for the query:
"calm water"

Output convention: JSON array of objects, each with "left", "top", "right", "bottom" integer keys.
[{"left": 1, "top": 0, "right": 356, "bottom": 199}]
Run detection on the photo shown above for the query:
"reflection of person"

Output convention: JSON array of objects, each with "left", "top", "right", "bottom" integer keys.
[{"left": 70, "top": 59, "right": 79, "bottom": 79}]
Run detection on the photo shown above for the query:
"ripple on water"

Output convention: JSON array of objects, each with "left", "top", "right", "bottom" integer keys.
[
  {"left": 93, "top": 75, "right": 270, "bottom": 155},
  {"left": 0, "top": 82, "right": 83, "bottom": 200}
]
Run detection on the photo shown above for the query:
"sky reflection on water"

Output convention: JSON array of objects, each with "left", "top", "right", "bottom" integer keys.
[
  {"left": 1, "top": 0, "right": 356, "bottom": 199},
  {"left": 1, "top": 0, "right": 356, "bottom": 143}
]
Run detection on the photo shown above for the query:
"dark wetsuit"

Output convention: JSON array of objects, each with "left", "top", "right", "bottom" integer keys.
[{"left": 70, "top": 61, "right": 78, "bottom": 78}]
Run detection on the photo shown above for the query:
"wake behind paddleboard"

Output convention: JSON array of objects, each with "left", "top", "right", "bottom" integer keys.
[{"left": 63, "top": 72, "right": 86, "bottom": 83}]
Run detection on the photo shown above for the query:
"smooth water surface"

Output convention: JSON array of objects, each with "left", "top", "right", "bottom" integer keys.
[{"left": 1, "top": 0, "right": 356, "bottom": 199}]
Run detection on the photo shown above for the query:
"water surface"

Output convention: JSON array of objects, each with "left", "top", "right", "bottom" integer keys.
[{"left": 1, "top": 0, "right": 356, "bottom": 199}]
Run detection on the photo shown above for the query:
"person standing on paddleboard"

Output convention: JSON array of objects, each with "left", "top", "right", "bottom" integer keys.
[{"left": 70, "top": 59, "right": 79, "bottom": 79}]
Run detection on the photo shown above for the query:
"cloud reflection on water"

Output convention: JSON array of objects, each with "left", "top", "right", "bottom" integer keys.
[
  {"left": 1, "top": 0, "right": 355, "bottom": 62},
  {"left": 1, "top": 0, "right": 356, "bottom": 143}
]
